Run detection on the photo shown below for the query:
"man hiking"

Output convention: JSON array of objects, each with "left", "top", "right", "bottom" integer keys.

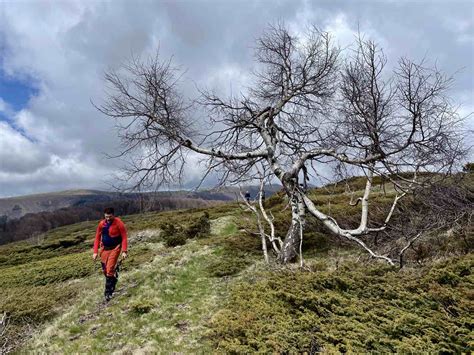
[
  {"left": 93, "top": 207, "right": 128, "bottom": 301},
  {"left": 244, "top": 190, "right": 251, "bottom": 203}
]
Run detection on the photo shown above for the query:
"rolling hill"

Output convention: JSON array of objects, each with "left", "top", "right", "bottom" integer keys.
[
  {"left": 0, "top": 189, "right": 230, "bottom": 220},
  {"left": 0, "top": 186, "right": 280, "bottom": 246},
  {"left": 0, "top": 176, "right": 471, "bottom": 353}
]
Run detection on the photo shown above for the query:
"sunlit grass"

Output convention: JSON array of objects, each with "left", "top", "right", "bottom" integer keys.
[
  {"left": 26, "top": 240, "right": 227, "bottom": 353},
  {"left": 1, "top": 176, "right": 472, "bottom": 353}
]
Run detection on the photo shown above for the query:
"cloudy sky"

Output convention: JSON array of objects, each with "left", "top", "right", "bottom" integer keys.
[{"left": 0, "top": 0, "right": 473, "bottom": 197}]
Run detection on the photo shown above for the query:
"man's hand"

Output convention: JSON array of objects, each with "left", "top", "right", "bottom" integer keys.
[
  {"left": 121, "top": 252, "right": 128, "bottom": 260},
  {"left": 92, "top": 253, "right": 98, "bottom": 261}
]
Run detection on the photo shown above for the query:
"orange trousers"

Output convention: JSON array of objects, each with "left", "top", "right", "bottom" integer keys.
[{"left": 100, "top": 245, "right": 121, "bottom": 277}]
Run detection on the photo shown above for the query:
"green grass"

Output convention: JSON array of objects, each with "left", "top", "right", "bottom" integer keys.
[
  {"left": 0, "top": 206, "right": 249, "bottom": 353},
  {"left": 0, "top": 207, "right": 215, "bottom": 351},
  {"left": 25, "top": 240, "right": 229, "bottom": 353},
  {"left": 0, "top": 176, "right": 472, "bottom": 353}
]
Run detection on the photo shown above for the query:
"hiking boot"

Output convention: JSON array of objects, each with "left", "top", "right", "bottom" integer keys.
[
  {"left": 105, "top": 276, "right": 114, "bottom": 299},
  {"left": 111, "top": 276, "right": 118, "bottom": 293}
]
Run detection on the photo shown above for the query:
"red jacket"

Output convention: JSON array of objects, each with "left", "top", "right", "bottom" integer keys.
[{"left": 93, "top": 217, "right": 128, "bottom": 253}]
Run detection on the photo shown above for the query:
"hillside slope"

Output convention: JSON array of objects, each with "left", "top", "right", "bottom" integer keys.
[
  {"left": 0, "top": 185, "right": 281, "bottom": 220},
  {"left": 0, "top": 189, "right": 234, "bottom": 246},
  {"left": 0, "top": 178, "right": 472, "bottom": 353},
  {"left": 0, "top": 189, "right": 233, "bottom": 220}
]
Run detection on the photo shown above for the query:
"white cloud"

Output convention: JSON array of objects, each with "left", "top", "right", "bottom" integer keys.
[
  {"left": 0, "top": 121, "right": 51, "bottom": 174},
  {"left": 0, "top": 0, "right": 472, "bottom": 197},
  {"left": 0, "top": 2, "right": 157, "bottom": 197},
  {"left": 0, "top": 98, "right": 12, "bottom": 116},
  {"left": 0, "top": 154, "right": 106, "bottom": 197},
  {"left": 323, "top": 13, "right": 390, "bottom": 56},
  {"left": 204, "top": 63, "right": 252, "bottom": 97},
  {"left": 324, "top": 13, "right": 356, "bottom": 50},
  {"left": 457, "top": 91, "right": 474, "bottom": 139},
  {"left": 442, "top": 15, "right": 473, "bottom": 44}
]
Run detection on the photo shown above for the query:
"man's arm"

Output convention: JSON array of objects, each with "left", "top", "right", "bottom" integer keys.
[
  {"left": 118, "top": 219, "right": 128, "bottom": 257},
  {"left": 92, "top": 222, "right": 102, "bottom": 259}
]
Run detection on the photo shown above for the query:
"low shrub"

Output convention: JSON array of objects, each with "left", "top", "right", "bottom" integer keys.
[
  {"left": 207, "top": 254, "right": 252, "bottom": 277},
  {"left": 159, "top": 222, "right": 184, "bottom": 247},
  {"left": 0, "top": 252, "right": 93, "bottom": 288},
  {"left": 205, "top": 231, "right": 261, "bottom": 277},
  {"left": 1, "top": 283, "right": 79, "bottom": 323},
  {"left": 160, "top": 213, "right": 212, "bottom": 247},
  {"left": 164, "top": 233, "right": 188, "bottom": 248},
  {"left": 263, "top": 191, "right": 285, "bottom": 209},
  {"left": 184, "top": 212, "right": 211, "bottom": 239},
  {"left": 207, "top": 254, "right": 473, "bottom": 353},
  {"left": 130, "top": 299, "right": 155, "bottom": 315},
  {"left": 0, "top": 232, "right": 92, "bottom": 268},
  {"left": 211, "top": 231, "right": 262, "bottom": 255}
]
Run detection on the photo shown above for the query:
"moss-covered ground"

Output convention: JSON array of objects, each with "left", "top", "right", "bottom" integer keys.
[{"left": 0, "top": 176, "right": 472, "bottom": 353}]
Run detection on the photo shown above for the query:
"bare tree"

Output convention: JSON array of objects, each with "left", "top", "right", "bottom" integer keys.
[{"left": 98, "top": 24, "right": 466, "bottom": 264}]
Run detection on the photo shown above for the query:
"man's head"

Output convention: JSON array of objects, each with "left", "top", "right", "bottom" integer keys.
[{"left": 104, "top": 207, "right": 115, "bottom": 222}]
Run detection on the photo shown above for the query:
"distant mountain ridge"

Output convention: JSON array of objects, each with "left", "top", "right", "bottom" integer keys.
[
  {"left": 0, "top": 186, "right": 281, "bottom": 245},
  {"left": 0, "top": 189, "right": 227, "bottom": 220},
  {"left": 0, "top": 186, "right": 282, "bottom": 220}
]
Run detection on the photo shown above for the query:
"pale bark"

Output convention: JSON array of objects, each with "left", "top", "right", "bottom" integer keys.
[
  {"left": 0, "top": 312, "right": 8, "bottom": 353},
  {"left": 240, "top": 190, "right": 269, "bottom": 263},
  {"left": 257, "top": 180, "right": 282, "bottom": 253},
  {"left": 279, "top": 182, "right": 306, "bottom": 263},
  {"left": 100, "top": 25, "right": 465, "bottom": 265},
  {"left": 301, "top": 189, "right": 396, "bottom": 265}
]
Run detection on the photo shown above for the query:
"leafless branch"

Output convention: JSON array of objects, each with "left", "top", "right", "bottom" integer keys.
[
  {"left": 239, "top": 188, "right": 269, "bottom": 263},
  {"left": 98, "top": 23, "right": 467, "bottom": 264},
  {"left": 399, "top": 232, "right": 423, "bottom": 269}
]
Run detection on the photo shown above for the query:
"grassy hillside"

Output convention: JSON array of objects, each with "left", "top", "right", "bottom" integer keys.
[
  {"left": 0, "top": 189, "right": 233, "bottom": 246},
  {"left": 0, "top": 189, "right": 233, "bottom": 219},
  {"left": 0, "top": 177, "right": 472, "bottom": 353},
  {"left": 0, "top": 190, "right": 127, "bottom": 219}
]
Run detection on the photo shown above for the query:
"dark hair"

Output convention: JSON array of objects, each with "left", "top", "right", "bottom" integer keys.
[{"left": 104, "top": 207, "right": 115, "bottom": 215}]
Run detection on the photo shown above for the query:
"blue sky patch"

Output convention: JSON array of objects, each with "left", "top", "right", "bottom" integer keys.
[{"left": 0, "top": 70, "right": 37, "bottom": 113}]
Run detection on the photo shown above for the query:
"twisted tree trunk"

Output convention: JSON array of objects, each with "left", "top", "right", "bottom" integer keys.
[{"left": 279, "top": 183, "right": 306, "bottom": 263}]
